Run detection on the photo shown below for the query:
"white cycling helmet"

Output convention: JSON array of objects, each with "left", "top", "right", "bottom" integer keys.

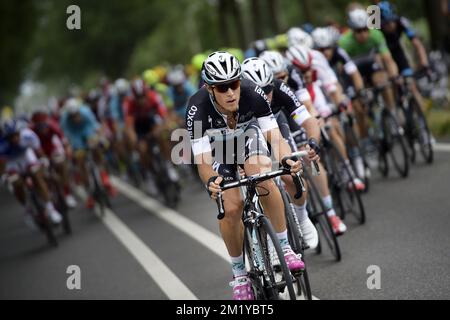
[
  {"left": 115, "top": 78, "right": 130, "bottom": 95},
  {"left": 259, "top": 50, "right": 288, "bottom": 75},
  {"left": 348, "top": 9, "right": 369, "bottom": 30},
  {"left": 286, "top": 45, "right": 313, "bottom": 71},
  {"left": 64, "top": 98, "right": 82, "bottom": 115},
  {"left": 167, "top": 68, "right": 186, "bottom": 86},
  {"left": 202, "top": 51, "right": 242, "bottom": 85},
  {"left": 242, "top": 58, "right": 274, "bottom": 88},
  {"left": 312, "top": 27, "right": 336, "bottom": 49},
  {"left": 287, "top": 27, "right": 314, "bottom": 48}
]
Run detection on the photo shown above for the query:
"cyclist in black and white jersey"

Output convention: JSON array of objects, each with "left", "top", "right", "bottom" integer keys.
[
  {"left": 186, "top": 51, "right": 305, "bottom": 300},
  {"left": 241, "top": 57, "right": 320, "bottom": 251}
]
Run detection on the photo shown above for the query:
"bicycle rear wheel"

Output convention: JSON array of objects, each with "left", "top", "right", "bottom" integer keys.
[
  {"left": 305, "top": 174, "right": 341, "bottom": 262},
  {"left": 410, "top": 98, "right": 434, "bottom": 164},
  {"left": 327, "top": 142, "right": 366, "bottom": 225},
  {"left": 382, "top": 110, "right": 410, "bottom": 178},
  {"left": 31, "top": 193, "right": 58, "bottom": 247}
]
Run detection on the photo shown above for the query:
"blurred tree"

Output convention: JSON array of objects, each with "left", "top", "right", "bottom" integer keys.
[
  {"left": 250, "top": 0, "right": 263, "bottom": 39},
  {"left": 267, "top": 0, "right": 281, "bottom": 33},
  {"left": 0, "top": 0, "right": 37, "bottom": 105}
]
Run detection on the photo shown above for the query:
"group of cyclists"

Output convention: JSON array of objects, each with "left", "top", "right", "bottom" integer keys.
[{"left": 0, "top": 1, "right": 444, "bottom": 300}]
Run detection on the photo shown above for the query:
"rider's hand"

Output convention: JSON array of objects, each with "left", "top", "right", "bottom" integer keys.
[
  {"left": 285, "top": 158, "right": 302, "bottom": 175},
  {"left": 40, "top": 157, "right": 50, "bottom": 169},
  {"left": 305, "top": 143, "right": 320, "bottom": 162},
  {"left": 207, "top": 176, "right": 223, "bottom": 200}
]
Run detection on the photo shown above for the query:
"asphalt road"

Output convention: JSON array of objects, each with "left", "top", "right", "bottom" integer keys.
[{"left": 1, "top": 145, "right": 450, "bottom": 300}]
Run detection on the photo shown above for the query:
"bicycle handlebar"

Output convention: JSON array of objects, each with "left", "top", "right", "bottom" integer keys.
[{"left": 215, "top": 151, "right": 309, "bottom": 220}]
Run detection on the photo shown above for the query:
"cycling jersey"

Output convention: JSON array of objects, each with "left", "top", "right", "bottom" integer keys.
[
  {"left": 288, "top": 50, "right": 339, "bottom": 96},
  {"left": 287, "top": 65, "right": 312, "bottom": 102},
  {"left": 60, "top": 106, "right": 100, "bottom": 151},
  {"left": 338, "top": 29, "right": 390, "bottom": 59},
  {"left": 381, "top": 17, "right": 417, "bottom": 76},
  {"left": 0, "top": 128, "right": 41, "bottom": 160},
  {"left": 30, "top": 119, "right": 65, "bottom": 157},
  {"left": 329, "top": 47, "right": 359, "bottom": 76},
  {"left": 186, "top": 79, "right": 278, "bottom": 158},
  {"left": 109, "top": 93, "right": 127, "bottom": 124},
  {"left": 271, "top": 79, "right": 311, "bottom": 125},
  {"left": 124, "top": 89, "right": 167, "bottom": 138},
  {"left": 328, "top": 47, "right": 359, "bottom": 97}
]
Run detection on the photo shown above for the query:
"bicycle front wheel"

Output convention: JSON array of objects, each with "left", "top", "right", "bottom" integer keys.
[{"left": 253, "top": 216, "right": 297, "bottom": 300}]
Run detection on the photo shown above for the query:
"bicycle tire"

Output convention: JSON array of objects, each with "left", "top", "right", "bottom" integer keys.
[
  {"left": 31, "top": 193, "right": 58, "bottom": 247},
  {"left": 382, "top": 110, "right": 410, "bottom": 178},
  {"left": 280, "top": 189, "right": 313, "bottom": 300},
  {"left": 410, "top": 98, "right": 434, "bottom": 164},
  {"left": 327, "top": 141, "right": 366, "bottom": 225},
  {"left": 306, "top": 174, "right": 341, "bottom": 262},
  {"left": 254, "top": 216, "right": 297, "bottom": 300}
]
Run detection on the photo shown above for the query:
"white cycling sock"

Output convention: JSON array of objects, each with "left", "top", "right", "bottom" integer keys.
[
  {"left": 230, "top": 254, "right": 247, "bottom": 278},
  {"left": 45, "top": 201, "right": 55, "bottom": 211},
  {"left": 276, "top": 229, "right": 291, "bottom": 251},
  {"left": 322, "top": 195, "right": 337, "bottom": 217},
  {"left": 293, "top": 203, "right": 308, "bottom": 223}
]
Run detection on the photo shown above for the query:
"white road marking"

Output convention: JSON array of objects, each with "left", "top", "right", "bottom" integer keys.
[
  {"left": 435, "top": 143, "right": 450, "bottom": 152},
  {"left": 111, "top": 177, "right": 320, "bottom": 300},
  {"left": 74, "top": 187, "right": 197, "bottom": 300},
  {"left": 111, "top": 177, "right": 230, "bottom": 262}
]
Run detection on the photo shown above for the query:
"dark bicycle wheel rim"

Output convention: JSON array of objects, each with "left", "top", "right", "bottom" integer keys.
[
  {"left": 280, "top": 189, "right": 313, "bottom": 299},
  {"left": 257, "top": 216, "right": 297, "bottom": 300}
]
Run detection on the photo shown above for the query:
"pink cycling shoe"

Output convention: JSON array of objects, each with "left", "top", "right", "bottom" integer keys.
[
  {"left": 231, "top": 275, "right": 255, "bottom": 300},
  {"left": 283, "top": 248, "right": 305, "bottom": 272}
]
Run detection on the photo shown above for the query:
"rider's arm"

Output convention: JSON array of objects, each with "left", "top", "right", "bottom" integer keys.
[
  {"left": 274, "top": 80, "right": 320, "bottom": 142},
  {"left": 374, "top": 30, "right": 399, "bottom": 78},
  {"left": 400, "top": 17, "right": 429, "bottom": 68},
  {"left": 380, "top": 51, "right": 399, "bottom": 79},
  {"left": 411, "top": 37, "right": 429, "bottom": 68},
  {"left": 337, "top": 47, "right": 365, "bottom": 92},
  {"left": 350, "top": 70, "right": 365, "bottom": 92}
]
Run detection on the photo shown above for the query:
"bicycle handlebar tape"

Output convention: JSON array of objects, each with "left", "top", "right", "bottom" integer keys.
[{"left": 207, "top": 176, "right": 226, "bottom": 220}]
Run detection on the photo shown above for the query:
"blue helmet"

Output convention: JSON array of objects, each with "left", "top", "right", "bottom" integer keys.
[
  {"left": 379, "top": 1, "right": 398, "bottom": 22},
  {"left": 1, "top": 119, "right": 21, "bottom": 137}
]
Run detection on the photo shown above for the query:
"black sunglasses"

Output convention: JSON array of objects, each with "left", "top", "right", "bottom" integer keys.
[
  {"left": 212, "top": 80, "right": 241, "bottom": 93},
  {"left": 318, "top": 46, "right": 333, "bottom": 52},
  {"left": 354, "top": 27, "right": 369, "bottom": 34}
]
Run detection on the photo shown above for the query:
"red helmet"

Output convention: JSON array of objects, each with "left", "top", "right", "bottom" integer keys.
[{"left": 31, "top": 111, "right": 49, "bottom": 124}]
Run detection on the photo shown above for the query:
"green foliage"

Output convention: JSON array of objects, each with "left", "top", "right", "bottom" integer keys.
[
  {"left": 0, "top": 0, "right": 37, "bottom": 105},
  {"left": 0, "top": 0, "right": 439, "bottom": 102}
]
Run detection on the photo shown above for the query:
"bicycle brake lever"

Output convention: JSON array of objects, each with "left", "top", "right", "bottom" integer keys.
[{"left": 292, "top": 172, "right": 305, "bottom": 200}]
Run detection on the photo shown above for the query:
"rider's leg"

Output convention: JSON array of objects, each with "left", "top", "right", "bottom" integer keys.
[
  {"left": 10, "top": 175, "right": 26, "bottom": 206},
  {"left": 373, "top": 70, "right": 397, "bottom": 111}
]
